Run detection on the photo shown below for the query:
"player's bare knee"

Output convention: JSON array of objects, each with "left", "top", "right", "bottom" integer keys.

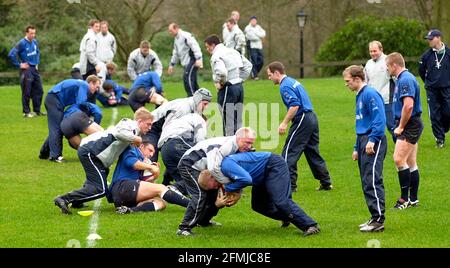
[{"left": 154, "top": 198, "right": 166, "bottom": 211}]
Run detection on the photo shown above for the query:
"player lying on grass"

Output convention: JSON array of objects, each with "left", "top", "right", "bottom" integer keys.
[{"left": 109, "top": 140, "right": 190, "bottom": 214}]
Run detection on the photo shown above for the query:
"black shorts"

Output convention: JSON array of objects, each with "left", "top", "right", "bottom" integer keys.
[
  {"left": 395, "top": 116, "right": 424, "bottom": 144},
  {"left": 111, "top": 179, "right": 140, "bottom": 207},
  {"left": 60, "top": 111, "right": 93, "bottom": 139},
  {"left": 128, "top": 87, "right": 155, "bottom": 112}
]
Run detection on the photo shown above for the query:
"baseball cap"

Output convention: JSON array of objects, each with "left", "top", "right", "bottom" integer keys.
[
  {"left": 424, "top": 29, "right": 441, "bottom": 40},
  {"left": 250, "top": 16, "right": 257, "bottom": 20}
]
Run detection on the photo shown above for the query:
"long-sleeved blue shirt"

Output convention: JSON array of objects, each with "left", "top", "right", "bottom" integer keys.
[
  {"left": 48, "top": 79, "right": 90, "bottom": 107},
  {"left": 110, "top": 146, "right": 143, "bottom": 190},
  {"left": 279, "top": 76, "right": 313, "bottom": 117},
  {"left": 418, "top": 45, "right": 450, "bottom": 88},
  {"left": 393, "top": 70, "right": 422, "bottom": 120},
  {"left": 355, "top": 85, "right": 386, "bottom": 144},
  {"left": 221, "top": 152, "right": 272, "bottom": 192},
  {"left": 64, "top": 102, "right": 103, "bottom": 124},
  {"left": 130, "top": 71, "right": 163, "bottom": 93},
  {"left": 8, "top": 38, "right": 40, "bottom": 68}
]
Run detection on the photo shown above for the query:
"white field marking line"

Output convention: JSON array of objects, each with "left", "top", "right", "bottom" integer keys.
[{"left": 86, "top": 107, "right": 118, "bottom": 248}]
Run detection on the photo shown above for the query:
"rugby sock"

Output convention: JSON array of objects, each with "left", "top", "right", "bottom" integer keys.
[
  {"left": 409, "top": 167, "right": 420, "bottom": 202},
  {"left": 397, "top": 167, "right": 411, "bottom": 201},
  {"left": 131, "top": 202, "right": 156, "bottom": 212},
  {"left": 161, "top": 189, "right": 190, "bottom": 207}
]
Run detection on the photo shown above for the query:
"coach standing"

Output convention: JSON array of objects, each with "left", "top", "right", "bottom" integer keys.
[
  {"left": 244, "top": 16, "right": 266, "bottom": 80},
  {"left": 419, "top": 29, "right": 450, "bottom": 149},
  {"left": 167, "top": 23, "right": 203, "bottom": 97},
  {"left": 267, "top": 61, "right": 332, "bottom": 192},
  {"left": 8, "top": 25, "right": 45, "bottom": 118},
  {"left": 204, "top": 34, "right": 252, "bottom": 136},
  {"left": 127, "top": 40, "right": 163, "bottom": 81},
  {"left": 364, "top": 41, "right": 395, "bottom": 141},
  {"left": 79, "top": 19, "right": 101, "bottom": 80},
  {"left": 387, "top": 52, "right": 424, "bottom": 210},
  {"left": 224, "top": 18, "right": 246, "bottom": 55},
  {"left": 96, "top": 21, "right": 116, "bottom": 64},
  {"left": 343, "top": 65, "right": 387, "bottom": 232}
]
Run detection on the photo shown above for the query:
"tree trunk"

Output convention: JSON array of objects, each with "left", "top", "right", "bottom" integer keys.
[{"left": 435, "top": 0, "right": 450, "bottom": 40}]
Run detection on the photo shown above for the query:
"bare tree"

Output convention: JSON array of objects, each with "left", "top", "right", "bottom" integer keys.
[
  {"left": 68, "top": 0, "right": 450, "bottom": 76},
  {"left": 414, "top": 0, "right": 450, "bottom": 39}
]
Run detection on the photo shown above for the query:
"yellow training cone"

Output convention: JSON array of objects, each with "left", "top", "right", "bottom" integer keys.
[{"left": 77, "top": 210, "right": 94, "bottom": 217}]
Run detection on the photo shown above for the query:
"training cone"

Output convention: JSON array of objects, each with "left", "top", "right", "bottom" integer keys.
[{"left": 77, "top": 210, "right": 94, "bottom": 217}]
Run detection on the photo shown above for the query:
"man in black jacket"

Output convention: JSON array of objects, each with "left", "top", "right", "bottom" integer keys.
[{"left": 419, "top": 29, "right": 450, "bottom": 148}]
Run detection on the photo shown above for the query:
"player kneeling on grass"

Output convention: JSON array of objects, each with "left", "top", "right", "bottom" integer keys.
[
  {"left": 212, "top": 152, "right": 320, "bottom": 237},
  {"left": 109, "top": 140, "right": 190, "bottom": 214}
]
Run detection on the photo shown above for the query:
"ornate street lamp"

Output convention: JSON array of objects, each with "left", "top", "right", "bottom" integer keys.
[{"left": 296, "top": 10, "right": 307, "bottom": 78}]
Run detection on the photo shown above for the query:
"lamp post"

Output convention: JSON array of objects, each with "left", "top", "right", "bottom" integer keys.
[{"left": 297, "top": 10, "right": 307, "bottom": 78}]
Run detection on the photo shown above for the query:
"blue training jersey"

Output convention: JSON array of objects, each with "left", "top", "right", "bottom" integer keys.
[
  {"left": 48, "top": 79, "right": 90, "bottom": 107},
  {"left": 8, "top": 38, "right": 40, "bottom": 68},
  {"left": 221, "top": 152, "right": 272, "bottom": 192},
  {"left": 393, "top": 70, "right": 422, "bottom": 119},
  {"left": 130, "top": 71, "right": 163, "bottom": 93},
  {"left": 110, "top": 146, "right": 143, "bottom": 189},
  {"left": 355, "top": 85, "right": 386, "bottom": 143},
  {"left": 279, "top": 76, "right": 313, "bottom": 117},
  {"left": 64, "top": 102, "right": 103, "bottom": 124}
]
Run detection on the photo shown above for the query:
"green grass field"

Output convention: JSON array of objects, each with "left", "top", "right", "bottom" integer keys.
[{"left": 0, "top": 78, "right": 448, "bottom": 248}]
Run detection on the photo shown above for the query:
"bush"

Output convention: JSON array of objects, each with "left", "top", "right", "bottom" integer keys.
[{"left": 315, "top": 16, "right": 428, "bottom": 76}]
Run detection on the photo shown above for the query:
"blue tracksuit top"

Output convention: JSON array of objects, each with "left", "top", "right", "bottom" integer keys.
[
  {"left": 8, "top": 38, "right": 40, "bottom": 68},
  {"left": 418, "top": 45, "right": 450, "bottom": 88},
  {"left": 355, "top": 85, "right": 386, "bottom": 144},
  {"left": 110, "top": 146, "right": 143, "bottom": 190},
  {"left": 48, "top": 79, "right": 90, "bottom": 107},
  {"left": 279, "top": 76, "right": 313, "bottom": 117},
  {"left": 64, "top": 102, "right": 103, "bottom": 124},
  {"left": 130, "top": 71, "right": 163, "bottom": 93},
  {"left": 393, "top": 70, "right": 422, "bottom": 120},
  {"left": 221, "top": 152, "right": 272, "bottom": 192}
]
